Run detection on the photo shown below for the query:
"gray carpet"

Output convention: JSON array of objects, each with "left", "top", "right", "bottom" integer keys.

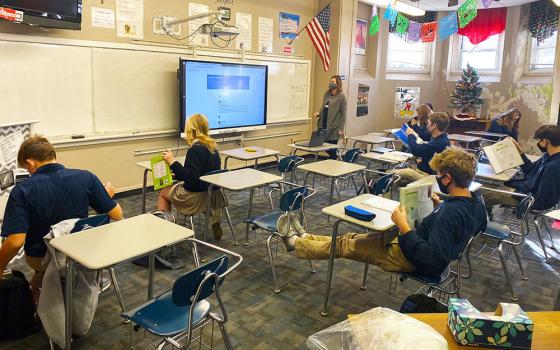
[{"left": 2, "top": 160, "right": 559, "bottom": 349}]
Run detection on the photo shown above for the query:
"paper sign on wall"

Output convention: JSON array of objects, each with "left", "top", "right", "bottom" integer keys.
[
  {"left": 91, "top": 7, "right": 115, "bottom": 29},
  {"left": 236, "top": 12, "right": 252, "bottom": 50},
  {"left": 258, "top": 17, "right": 274, "bottom": 53},
  {"left": 279, "top": 12, "right": 299, "bottom": 39},
  {"left": 189, "top": 2, "right": 209, "bottom": 46},
  {"left": 394, "top": 87, "right": 421, "bottom": 119},
  {"left": 116, "top": 0, "right": 143, "bottom": 39}
]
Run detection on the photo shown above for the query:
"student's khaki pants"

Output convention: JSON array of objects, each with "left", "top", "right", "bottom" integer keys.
[
  {"left": 390, "top": 168, "right": 429, "bottom": 187},
  {"left": 481, "top": 186, "right": 520, "bottom": 209},
  {"left": 295, "top": 232, "right": 415, "bottom": 273}
]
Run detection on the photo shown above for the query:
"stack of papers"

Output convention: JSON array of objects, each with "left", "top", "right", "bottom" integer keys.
[
  {"left": 380, "top": 151, "right": 412, "bottom": 162},
  {"left": 362, "top": 196, "right": 400, "bottom": 212}
]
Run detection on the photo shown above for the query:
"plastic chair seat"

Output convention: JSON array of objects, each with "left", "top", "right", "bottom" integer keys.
[
  {"left": 123, "top": 291, "right": 211, "bottom": 336},
  {"left": 401, "top": 270, "right": 444, "bottom": 285},
  {"left": 483, "top": 221, "right": 511, "bottom": 241},
  {"left": 245, "top": 211, "right": 283, "bottom": 232}
]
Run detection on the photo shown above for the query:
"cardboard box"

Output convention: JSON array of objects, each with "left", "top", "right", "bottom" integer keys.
[{"left": 448, "top": 298, "right": 533, "bottom": 349}]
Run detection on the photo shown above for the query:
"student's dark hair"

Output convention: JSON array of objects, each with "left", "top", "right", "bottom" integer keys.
[
  {"left": 425, "top": 102, "right": 434, "bottom": 110},
  {"left": 429, "top": 112, "right": 450, "bottom": 132},
  {"left": 534, "top": 125, "right": 560, "bottom": 146},
  {"left": 17, "top": 135, "right": 57, "bottom": 168},
  {"left": 429, "top": 147, "right": 476, "bottom": 188},
  {"left": 330, "top": 75, "right": 343, "bottom": 95}
]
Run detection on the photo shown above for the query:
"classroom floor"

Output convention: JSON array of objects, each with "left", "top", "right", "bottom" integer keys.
[{"left": 2, "top": 159, "right": 560, "bottom": 350}]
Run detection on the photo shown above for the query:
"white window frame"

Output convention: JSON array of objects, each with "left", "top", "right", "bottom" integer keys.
[
  {"left": 386, "top": 33, "right": 434, "bottom": 74},
  {"left": 525, "top": 32, "right": 557, "bottom": 75},
  {"left": 447, "top": 33, "right": 504, "bottom": 79}
]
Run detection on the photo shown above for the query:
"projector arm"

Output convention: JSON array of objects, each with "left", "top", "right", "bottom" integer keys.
[{"left": 166, "top": 10, "right": 226, "bottom": 26}]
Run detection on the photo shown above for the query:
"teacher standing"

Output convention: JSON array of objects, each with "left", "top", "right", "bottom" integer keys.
[{"left": 315, "top": 75, "right": 347, "bottom": 159}]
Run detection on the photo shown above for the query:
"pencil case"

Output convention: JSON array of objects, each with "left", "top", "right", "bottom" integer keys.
[{"left": 344, "top": 205, "right": 376, "bottom": 221}]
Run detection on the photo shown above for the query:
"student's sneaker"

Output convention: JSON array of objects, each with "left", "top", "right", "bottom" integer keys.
[
  {"left": 212, "top": 222, "right": 223, "bottom": 240},
  {"left": 277, "top": 213, "right": 307, "bottom": 252}
]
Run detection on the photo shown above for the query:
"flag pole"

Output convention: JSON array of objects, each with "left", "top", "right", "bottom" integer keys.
[{"left": 288, "top": 3, "right": 331, "bottom": 46}]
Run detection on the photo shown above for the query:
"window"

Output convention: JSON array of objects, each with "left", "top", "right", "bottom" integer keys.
[
  {"left": 386, "top": 34, "right": 433, "bottom": 73},
  {"left": 527, "top": 31, "right": 557, "bottom": 73},
  {"left": 448, "top": 34, "right": 504, "bottom": 75}
]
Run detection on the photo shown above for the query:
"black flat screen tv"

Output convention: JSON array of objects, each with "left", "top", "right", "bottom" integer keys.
[{"left": 0, "top": 0, "right": 82, "bottom": 30}]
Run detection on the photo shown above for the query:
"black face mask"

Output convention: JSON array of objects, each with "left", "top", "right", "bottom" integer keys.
[
  {"left": 329, "top": 83, "right": 337, "bottom": 90},
  {"left": 436, "top": 175, "right": 450, "bottom": 194},
  {"left": 537, "top": 140, "right": 547, "bottom": 153}
]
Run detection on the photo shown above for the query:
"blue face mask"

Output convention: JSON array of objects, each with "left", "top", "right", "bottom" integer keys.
[
  {"left": 329, "top": 83, "right": 337, "bottom": 90},
  {"left": 436, "top": 174, "right": 450, "bottom": 194}
]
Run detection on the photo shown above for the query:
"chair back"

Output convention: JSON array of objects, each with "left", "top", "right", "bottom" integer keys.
[
  {"left": 516, "top": 195, "right": 535, "bottom": 221},
  {"left": 70, "top": 214, "right": 110, "bottom": 233},
  {"left": 172, "top": 255, "right": 229, "bottom": 307},
  {"left": 369, "top": 174, "right": 398, "bottom": 196},
  {"left": 279, "top": 186, "right": 308, "bottom": 212},
  {"left": 278, "top": 156, "right": 303, "bottom": 174},
  {"left": 342, "top": 148, "right": 362, "bottom": 163}
]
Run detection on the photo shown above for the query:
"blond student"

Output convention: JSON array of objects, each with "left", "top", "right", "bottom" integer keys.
[{"left": 157, "top": 113, "right": 225, "bottom": 239}]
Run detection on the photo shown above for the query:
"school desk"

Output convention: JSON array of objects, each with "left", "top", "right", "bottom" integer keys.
[
  {"left": 220, "top": 146, "right": 280, "bottom": 169},
  {"left": 288, "top": 143, "right": 340, "bottom": 162}
]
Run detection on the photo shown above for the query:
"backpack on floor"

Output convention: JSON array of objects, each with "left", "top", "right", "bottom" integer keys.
[
  {"left": 400, "top": 293, "right": 448, "bottom": 314},
  {"left": 0, "top": 270, "right": 38, "bottom": 340}
]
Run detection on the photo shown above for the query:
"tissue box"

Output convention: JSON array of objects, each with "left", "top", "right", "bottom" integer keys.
[{"left": 448, "top": 298, "right": 533, "bottom": 349}]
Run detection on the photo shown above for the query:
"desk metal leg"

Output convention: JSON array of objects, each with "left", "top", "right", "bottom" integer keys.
[
  {"left": 245, "top": 188, "right": 255, "bottom": 245},
  {"left": 203, "top": 185, "right": 214, "bottom": 243},
  {"left": 224, "top": 156, "right": 230, "bottom": 170},
  {"left": 148, "top": 253, "right": 155, "bottom": 299},
  {"left": 142, "top": 168, "right": 149, "bottom": 214},
  {"left": 254, "top": 159, "right": 258, "bottom": 169},
  {"left": 65, "top": 259, "right": 74, "bottom": 350},
  {"left": 322, "top": 219, "right": 341, "bottom": 316},
  {"left": 327, "top": 178, "right": 335, "bottom": 224}
]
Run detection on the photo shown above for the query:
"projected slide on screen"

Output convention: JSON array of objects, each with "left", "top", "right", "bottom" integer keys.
[{"left": 181, "top": 60, "right": 268, "bottom": 131}]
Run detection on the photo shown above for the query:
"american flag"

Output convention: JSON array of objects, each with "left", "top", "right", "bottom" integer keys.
[{"left": 305, "top": 5, "right": 331, "bottom": 71}]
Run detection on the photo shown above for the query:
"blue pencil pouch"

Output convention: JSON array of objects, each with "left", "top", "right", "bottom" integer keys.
[{"left": 344, "top": 205, "right": 376, "bottom": 221}]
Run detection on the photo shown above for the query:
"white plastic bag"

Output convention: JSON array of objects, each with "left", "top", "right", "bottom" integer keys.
[{"left": 306, "top": 307, "right": 448, "bottom": 350}]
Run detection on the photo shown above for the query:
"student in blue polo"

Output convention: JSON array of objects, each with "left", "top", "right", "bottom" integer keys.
[
  {"left": 0, "top": 136, "right": 123, "bottom": 301},
  {"left": 483, "top": 125, "right": 560, "bottom": 212},
  {"left": 393, "top": 112, "right": 451, "bottom": 185}
]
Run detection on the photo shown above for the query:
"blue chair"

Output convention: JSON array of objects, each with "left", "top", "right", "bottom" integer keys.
[
  {"left": 123, "top": 239, "right": 243, "bottom": 350},
  {"left": 360, "top": 169, "right": 401, "bottom": 198},
  {"left": 334, "top": 148, "right": 364, "bottom": 198},
  {"left": 481, "top": 194, "right": 534, "bottom": 301},
  {"left": 267, "top": 155, "right": 304, "bottom": 210},
  {"left": 245, "top": 184, "right": 316, "bottom": 293}
]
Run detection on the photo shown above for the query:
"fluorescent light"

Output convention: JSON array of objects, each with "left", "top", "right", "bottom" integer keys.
[{"left": 394, "top": 1, "right": 425, "bottom": 16}]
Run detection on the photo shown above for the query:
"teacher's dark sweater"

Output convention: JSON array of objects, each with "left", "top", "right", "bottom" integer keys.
[
  {"left": 169, "top": 143, "right": 221, "bottom": 192},
  {"left": 407, "top": 133, "right": 450, "bottom": 174},
  {"left": 398, "top": 194, "right": 487, "bottom": 277}
]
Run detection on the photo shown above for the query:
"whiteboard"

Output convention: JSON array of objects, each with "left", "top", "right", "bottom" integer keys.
[{"left": 0, "top": 35, "right": 311, "bottom": 138}]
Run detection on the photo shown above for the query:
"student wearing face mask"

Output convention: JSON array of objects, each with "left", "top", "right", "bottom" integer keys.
[
  {"left": 392, "top": 112, "right": 451, "bottom": 185},
  {"left": 281, "top": 148, "right": 487, "bottom": 279},
  {"left": 482, "top": 125, "right": 560, "bottom": 212},
  {"left": 314, "top": 75, "right": 347, "bottom": 159}
]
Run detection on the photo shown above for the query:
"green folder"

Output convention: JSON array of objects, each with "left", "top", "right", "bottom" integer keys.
[{"left": 150, "top": 155, "right": 173, "bottom": 190}]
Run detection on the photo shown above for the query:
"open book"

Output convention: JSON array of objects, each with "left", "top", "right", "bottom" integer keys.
[
  {"left": 150, "top": 155, "right": 174, "bottom": 190},
  {"left": 483, "top": 138, "right": 524, "bottom": 174},
  {"left": 400, "top": 182, "right": 433, "bottom": 228}
]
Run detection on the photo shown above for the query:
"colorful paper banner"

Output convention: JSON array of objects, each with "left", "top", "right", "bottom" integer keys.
[
  {"left": 458, "top": 0, "right": 477, "bottom": 28},
  {"left": 438, "top": 12, "right": 458, "bottom": 40},
  {"left": 407, "top": 21, "right": 422, "bottom": 42},
  {"left": 482, "top": 0, "right": 493, "bottom": 8},
  {"left": 384, "top": 5, "right": 398, "bottom": 25},
  {"left": 420, "top": 21, "right": 437, "bottom": 42},
  {"left": 369, "top": 6, "right": 380, "bottom": 36},
  {"left": 396, "top": 13, "right": 409, "bottom": 34}
]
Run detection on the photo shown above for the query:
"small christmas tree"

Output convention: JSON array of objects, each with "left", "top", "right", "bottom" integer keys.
[{"left": 449, "top": 64, "right": 483, "bottom": 116}]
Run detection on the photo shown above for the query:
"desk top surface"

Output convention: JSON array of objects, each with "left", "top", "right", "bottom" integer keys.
[
  {"left": 410, "top": 312, "right": 560, "bottom": 350},
  {"left": 49, "top": 214, "right": 193, "bottom": 269},
  {"left": 350, "top": 134, "right": 394, "bottom": 144},
  {"left": 448, "top": 134, "right": 482, "bottom": 142},
  {"left": 136, "top": 161, "right": 151, "bottom": 171},
  {"left": 361, "top": 151, "right": 413, "bottom": 164},
  {"left": 298, "top": 159, "right": 365, "bottom": 177},
  {"left": 322, "top": 194, "right": 397, "bottom": 231},
  {"left": 288, "top": 143, "right": 338, "bottom": 152},
  {"left": 476, "top": 163, "right": 517, "bottom": 182},
  {"left": 545, "top": 209, "right": 560, "bottom": 221},
  {"left": 465, "top": 130, "right": 508, "bottom": 138},
  {"left": 220, "top": 146, "right": 280, "bottom": 160},
  {"left": 199, "top": 168, "right": 281, "bottom": 190}
]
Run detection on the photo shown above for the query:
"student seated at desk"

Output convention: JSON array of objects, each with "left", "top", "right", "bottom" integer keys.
[
  {"left": 488, "top": 108, "right": 521, "bottom": 141},
  {"left": 283, "top": 148, "right": 487, "bottom": 277},
  {"left": 393, "top": 112, "right": 451, "bottom": 185},
  {"left": 407, "top": 104, "right": 432, "bottom": 142},
  {"left": 482, "top": 125, "right": 560, "bottom": 212},
  {"left": 157, "top": 113, "right": 225, "bottom": 239},
  {"left": 0, "top": 136, "right": 123, "bottom": 301}
]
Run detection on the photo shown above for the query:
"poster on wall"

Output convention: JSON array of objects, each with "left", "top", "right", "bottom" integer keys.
[
  {"left": 394, "top": 87, "right": 421, "bottom": 119},
  {"left": 279, "top": 12, "right": 299, "bottom": 39},
  {"left": 116, "top": 0, "right": 143, "bottom": 39},
  {"left": 259, "top": 17, "right": 274, "bottom": 53},
  {"left": 357, "top": 84, "right": 369, "bottom": 117},
  {"left": 235, "top": 12, "right": 252, "bottom": 50},
  {"left": 355, "top": 19, "right": 367, "bottom": 55}
]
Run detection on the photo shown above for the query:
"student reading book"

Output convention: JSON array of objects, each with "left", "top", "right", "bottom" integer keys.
[{"left": 483, "top": 137, "right": 524, "bottom": 174}]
